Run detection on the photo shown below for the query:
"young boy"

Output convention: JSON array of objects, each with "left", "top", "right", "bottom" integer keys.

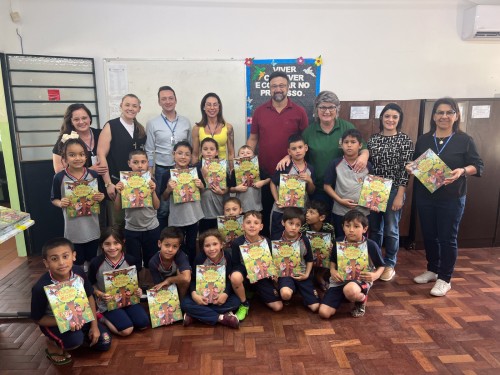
[
  {"left": 318, "top": 209, "right": 385, "bottom": 319},
  {"left": 230, "top": 211, "right": 283, "bottom": 320},
  {"left": 272, "top": 207, "right": 320, "bottom": 312},
  {"left": 148, "top": 227, "right": 192, "bottom": 298},
  {"left": 219, "top": 197, "right": 244, "bottom": 250},
  {"left": 31, "top": 238, "right": 111, "bottom": 366},
  {"left": 270, "top": 134, "right": 315, "bottom": 237},
  {"left": 323, "top": 129, "right": 373, "bottom": 240}
]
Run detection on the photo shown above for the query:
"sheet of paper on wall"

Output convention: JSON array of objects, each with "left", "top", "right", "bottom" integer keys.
[
  {"left": 458, "top": 103, "right": 465, "bottom": 123},
  {"left": 375, "top": 105, "right": 385, "bottom": 119},
  {"left": 471, "top": 105, "right": 491, "bottom": 119},
  {"left": 350, "top": 106, "right": 370, "bottom": 120},
  {"left": 107, "top": 64, "right": 129, "bottom": 97}
]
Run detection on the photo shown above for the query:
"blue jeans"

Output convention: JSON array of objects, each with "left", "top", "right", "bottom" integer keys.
[
  {"left": 417, "top": 195, "right": 466, "bottom": 283},
  {"left": 368, "top": 187, "right": 403, "bottom": 268},
  {"left": 155, "top": 164, "right": 173, "bottom": 231}
]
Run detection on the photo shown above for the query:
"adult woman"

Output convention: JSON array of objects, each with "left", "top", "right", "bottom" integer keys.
[
  {"left": 367, "top": 103, "right": 414, "bottom": 281},
  {"left": 191, "top": 93, "right": 235, "bottom": 169},
  {"left": 407, "top": 97, "right": 483, "bottom": 297}
]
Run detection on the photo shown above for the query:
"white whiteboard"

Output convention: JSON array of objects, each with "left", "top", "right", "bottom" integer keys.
[{"left": 103, "top": 58, "right": 247, "bottom": 151}]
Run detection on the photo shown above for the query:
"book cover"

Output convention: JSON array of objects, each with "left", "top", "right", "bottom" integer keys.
[
  {"left": 305, "top": 231, "right": 332, "bottom": 269},
  {"left": 278, "top": 174, "right": 306, "bottom": 208},
  {"left": 43, "top": 277, "right": 95, "bottom": 333},
  {"left": 234, "top": 156, "right": 261, "bottom": 187},
  {"left": 64, "top": 179, "right": 100, "bottom": 218},
  {"left": 203, "top": 158, "right": 227, "bottom": 190},
  {"left": 195, "top": 265, "right": 226, "bottom": 304},
  {"left": 408, "top": 148, "right": 452, "bottom": 193},
  {"left": 147, "top": 285, "right": 182, "bottom": 328},
  {"left": 357, "top": 175, "right": 393, "bottom": 212},
  {"left": 239, "top": 239, "right": 278, "bottom": 284},
  {"left": 217, "top": 215, "right": 243, "bottom": 248},
  {"left": 0, "top": 219, "right": 35, "bottom": 244},
  {"left": 170, "top": 168, "right": 201, "bottom": 204},
  {"left": 103, "top": 266, "right": 140, "bottom": 311},
  {"left": 0, "top": 206, "right": 31, "bottom": 231},
  {"left": 120, "top": 171, "right": 153, "bottom": 208},
  {"left": 336, "top": 241, "right": 370, "bottom": 281},
  {"left": 271, "top": 240, "right": 301, "bottom": 277}
]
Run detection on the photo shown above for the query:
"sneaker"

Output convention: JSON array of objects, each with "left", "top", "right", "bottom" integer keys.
[
  {"left": 183, "top": 313, "right": 194, "bottom": 327},
  {"left": 351, "top": 298, "right": 367, "bottom": 318},
  {"left": 380, "top": 267, "right": 396, "bottom": 281},
  {"left": 430, "top": 279, "right": 451, "bottom": 297},
  {"left": 219, "top": 312, "right": 239, "bottom": 329},
  {"left": 413, "top": 270, "right": 437, "bottom": 284},
  {"left": 235, "top": 304, "right": 249, "bottom": 321}
]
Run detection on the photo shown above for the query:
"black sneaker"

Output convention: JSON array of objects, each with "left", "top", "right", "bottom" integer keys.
[
  {"left": 351, "top": 299, "right": 367, "bottom": 318},
  {"left": 183, "top": 313, "right": 194, "bottom": 327},
  {"left": 219, "top": 312, "right": 239, "bottom": 329}
]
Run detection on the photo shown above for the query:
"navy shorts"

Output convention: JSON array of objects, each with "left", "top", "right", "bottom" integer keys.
[
  {"left": 278, "top": 276, "right": 320, "bottom": 306},
  {"left": 232, "top": 268, "right": 280, "bottom": 304},
  {"left": 103, "top": 304, "right": 150, "bottom": 332},
  {"left": 40, "top": 321, "right": 111, "bottom": 351},
  {"left": 321, "top": 281, "right": 371, "bottom": 309}
]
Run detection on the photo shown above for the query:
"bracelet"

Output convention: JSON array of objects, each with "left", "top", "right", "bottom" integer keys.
[{"left": 105, "top": 182, "right": 113, "bottom": 188}]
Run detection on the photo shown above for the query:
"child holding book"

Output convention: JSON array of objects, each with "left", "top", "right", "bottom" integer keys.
[
  {"left": 148, "top": 227, "right": 192, "bottom": 298},
  {"left": 31, "top": 238, "right": 111, "bottom": 366},
  {"left": 51, "top": 137, "right": 105, "bottom": 270},
  {"left": 219, "top": 197, "right": 244, "bottom": 250},
  {"left": 318, "top": 209, "right": 385, "bottom": 319},
  {"left": 181, "top": 229, "right": 241, "bottom": 328},
  {"left": 88, "top": 227, "right": 149, "bottom": 336},
  {"left": 272, "top": 207, "right": 320, "bottom": 312},
  {"left": 270, "top": 134, "right": 315, "bottom": 237}
]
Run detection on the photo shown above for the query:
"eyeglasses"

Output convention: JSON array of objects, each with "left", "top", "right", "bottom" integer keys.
[
  {"left": 205, "top": 103, "right": 220, "bottom": 108},
  {"left": 318, "top": 106, "right": 337, "bottom": 112},
  {"left": 435, "top": 110, "right": 456, "bottom": 117},
  {"left": 270, "top": 84, "right": 288, "bottom": 90}
]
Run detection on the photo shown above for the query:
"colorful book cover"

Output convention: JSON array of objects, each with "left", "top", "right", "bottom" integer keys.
[
  {"left": 278, "top": 174, "right": 306, "bottom": 208},
  {"left": 103, "top": 266, "right": 140, "bottom": 311},
  {"left": 0, "top": 206, "right": 31, "bottom": 231},
  {"left": 43, "top": 277, "right": 95, "bottom": 333},
  {"left": 271, "top": 240, "right": 301, "bottom": 277},
  {"left": 64, "top": 179, "right": 100, "bottom": 218},
  {"left": 306, "top": 231, "right": 332, "bottom": 268},
  {"left": 217, "top": 215, "right": 244, "bottom": 248},
  {"left": 147, "top": 285, "right": 182, "bottom": 328},
  {"left": 234, "top": 156, "right": 260, "bottom": 187},
  {"left": 357, "top": 175, "right": 393, "bottom": 213},
  {"left": 239, "top": 239, "right": 278, "bottom": 284},
  {"left": 336, "top": 241, "right": 370, "bottom": 281},
  {"left": 203, "top": 158, "right": 227, "bottom": 190},
  {"left": 408, "top": 148, "right": 452, "bottom": 193},
  {"left": 120, "top": 171, "right": 153, "bottom": 208},
  {"left": 170, "top": 167, "right": 201, "bottom": 204},
  {"left": 196, "top": 265, "right": 226, "bottom": 304}
]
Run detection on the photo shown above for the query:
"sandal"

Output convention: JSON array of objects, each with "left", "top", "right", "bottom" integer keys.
[{"left": 45, "top": 348, "right": 72, "bottom": 366}]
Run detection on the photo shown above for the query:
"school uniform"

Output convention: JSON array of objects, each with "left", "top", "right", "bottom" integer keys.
[
  {"left": 228, "top": 167, "right": 269, "bottom": 212},
  {"left": 148, "top": 250, "right": 192, "bottom": 285}
]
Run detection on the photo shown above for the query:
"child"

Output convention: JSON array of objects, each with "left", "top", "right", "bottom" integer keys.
[
  {"left": 318, "top": 210, "right": 385, "bottom": 319},
  {"left": 148, "top": 226, "right": 192, "bottom": 298},
  {"left": 220, "top": 197, "right": 244, "bottom": 250},
  {"left": 51, "top": 137, "right": 105, "bottom": 270},
  {"left": 160, "top": 141, "right": 205, "bottom": 265},
  {"left": 88, "top": 227, "right": 149, "bottom": 336},
  {"left": 270, "top": 134, "right": 315, "bottom": 237},
  {"left": 229, "top": 145, "right": 270, "bottom": 212},
  {"left": 323, "top": 129, "right": 373, "bottom": 240},
  {"left": 300, "top": 200, "right": 335, "bottom": 290},
  {"left": 272, "top": 207, "right": 320, "bottom": 312},
  {"left": 114, "top": 150, "right": 161, "bottom": 273},
  {"left": 31, "top": 238, "right": 111, "bottom": 366},
  {"left": 197, "top": 138, "right": 228, "bottom": 233},
  {"left": 230, "top": 211, "right": 283, "bottom": 320},
  {"left": 181, "top": 229, "right": 241, "bottom": 328}
]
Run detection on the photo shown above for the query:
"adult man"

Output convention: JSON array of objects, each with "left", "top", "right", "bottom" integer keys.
[{"left": 145, "top": 86, "right": 191, "bottom": 229}]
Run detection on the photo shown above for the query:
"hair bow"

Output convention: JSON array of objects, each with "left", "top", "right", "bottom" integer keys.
[{"left": 61, "top": 131, "right": 79, "bottom": 143}]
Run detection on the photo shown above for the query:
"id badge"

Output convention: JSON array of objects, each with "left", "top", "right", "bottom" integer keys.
[
  {"left": 171, "top": 136, "right": 175, "bottom": 145},
  {"left": 91, "top": 155, "right": 98, "bottom": 165}
]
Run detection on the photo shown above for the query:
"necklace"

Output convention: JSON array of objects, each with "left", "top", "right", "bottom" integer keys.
[{"left": 207, "top": 122, "right": 219, "bottom": 138}]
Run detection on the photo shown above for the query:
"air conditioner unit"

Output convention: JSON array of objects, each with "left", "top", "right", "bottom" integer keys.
[{"left": 462, "top": 5, "right": 500, "bottom": 40}]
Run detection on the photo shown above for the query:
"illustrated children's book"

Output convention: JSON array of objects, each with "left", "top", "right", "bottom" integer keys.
[
  {"left": 271, "top": 240, "right": 301, "bottom": 277},
  {"left": 336, "top": 241, "right": 370, "bottom": 281},
  {"left": 64, "top": 179, "right": 100, "bottom": 218},
  {"left": 202, "top": 158, "right": 227, "bottom": 190},
  {"left": 103, "top": 266, "right": 140, "bottom": 311},
  {"left": 0, "top": 206, "right": 31, "bottom": 230},
  {"left": 196, "top": 265, "right": 226, "bottom": 304},
  {"left": 147, "top": 285, "right": 182, "bottom": 328},
  {"left": 170, "top": 168, "right": 201, "bottom": 204},
  {"left": 120, "top": 171, "right": 153, "bottom": 208},
  {"left": 239, "top": 239, "right": 278, "bottom": 283},
  {"left": 43, "top": 277, "right": 95, "bottom": 333},
  {"left": 306, "top": 231, "right": 332, "bottom": 269},
  {"left": 407, "top": 148, "right": 452, "bottom": 193},
  {"left": 278, "top": 174, "right": 306, "bottom": 208},
  {"left": 357, "top": 175, "right": 393, "bottom": 213},
  {"left": 217, "top": 215, "right": 244, "bottom": 249},
  {"left": 234, "top": 156, "right": 260, "bottom": 187}
]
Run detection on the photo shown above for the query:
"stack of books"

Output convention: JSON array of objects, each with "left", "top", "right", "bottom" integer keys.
[{"left": 0, "top": 206, "right": 34, "bottom": 244}]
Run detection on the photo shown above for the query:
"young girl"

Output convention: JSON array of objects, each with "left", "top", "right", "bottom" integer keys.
[
  {"left": 51, "top": 137, "right": 105, "bottom": 269},
  {"left": 88, "top": 227, "right": 149, "bottom": 336},
  {"left": 180, "top": 229, "right": 240, "bottom": 328}
]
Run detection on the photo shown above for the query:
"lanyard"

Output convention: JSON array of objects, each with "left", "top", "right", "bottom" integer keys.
[
  {"left": 81, "top": 131, "right": 94, "bottom": 156},
  {"left": 292, "top": 160, "right": 307, "bottom": 174},
  {"left": 433, "top": 132, "right": 455, "bottom": 155},
  {"left": 161, "top": 114, "right": 178, "bottom": 137}
]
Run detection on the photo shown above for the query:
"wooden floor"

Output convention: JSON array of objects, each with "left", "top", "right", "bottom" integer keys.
[{"left": 1, "top": 247, "right": 500, "bottom": 375}]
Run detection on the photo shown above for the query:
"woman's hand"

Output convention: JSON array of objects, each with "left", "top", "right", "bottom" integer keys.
[
  {"left": 405, "top": 162, "right": 416, "bottom": 175},
  {"left": 352, "top": 156, "right": 368, "bottom": 172},
  {"left": 106, "top": 184, "right": 116, "bottom": 200},
  {"left": 59, "top": 198, "right": 71, "bottom": 208},
  {"left": 392, "top": 193, "right": 404, "bottom": 211},
  {"left": 89, "top": 161, "right": 108, "bottom": 175},
  {"left": 444, "top": 168, "right": 465, "bottom": 185}
]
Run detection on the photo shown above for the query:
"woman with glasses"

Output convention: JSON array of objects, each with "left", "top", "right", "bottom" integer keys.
[{"left": 407, "top": 97, "right": 483, "bottom": 297}]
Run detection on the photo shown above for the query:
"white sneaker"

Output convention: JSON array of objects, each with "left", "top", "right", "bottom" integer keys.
[
  {"left": 413, "top": 271, "right": 437, "bottom": 284},
  {"left": 430, "top": 279, "right": 451, "bottom": 297},
  {"left": 380, "top": 267, "right": 395, "bottom": 281}
]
